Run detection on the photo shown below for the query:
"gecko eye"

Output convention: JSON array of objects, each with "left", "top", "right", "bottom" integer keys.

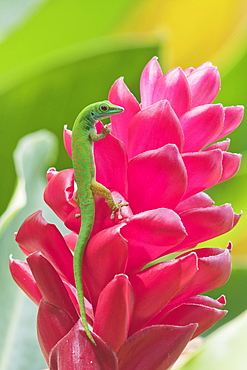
[{"left": 100, "top": 105, "right": 109, "bottom": 112}]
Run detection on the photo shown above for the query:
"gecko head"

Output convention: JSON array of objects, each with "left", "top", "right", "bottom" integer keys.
[{"left": 89, "top": 100, "right": 124, "bottom": 123}]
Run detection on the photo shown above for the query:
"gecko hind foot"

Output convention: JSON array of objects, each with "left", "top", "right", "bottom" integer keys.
[{"left": 110, "top": 200, "right": 129, "bottom": 220}]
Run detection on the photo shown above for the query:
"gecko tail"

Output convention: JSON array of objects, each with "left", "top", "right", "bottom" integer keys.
[
  {"left": 75, "top": 246, "right": 96, "bottom": 345},
  {"left": 73, "top": 210, "right": 96, "bottom": 345},
  {"left": 81, "top": 310, "right": 95, "bottom": 345}
]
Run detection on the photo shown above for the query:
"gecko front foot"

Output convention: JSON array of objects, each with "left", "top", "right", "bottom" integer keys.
[
  {"left": 101, "top": 126, "right": 111, "bottom": 136},
  {"left": 110, "top": 200, "right": 129, "bottom": 220}
]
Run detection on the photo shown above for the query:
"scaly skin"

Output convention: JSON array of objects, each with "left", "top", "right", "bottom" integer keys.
[{"left": 72, "top": 101, "right": 126, "bottom": 344}]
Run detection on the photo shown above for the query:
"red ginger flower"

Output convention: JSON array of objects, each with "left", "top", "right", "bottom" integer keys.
[{"left": 10, "top": 57, "right": 243, "bottom": 369}]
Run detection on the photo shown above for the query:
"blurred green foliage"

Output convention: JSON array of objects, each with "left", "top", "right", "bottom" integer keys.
[
  {"left": 0, "top": 37, "right": 160, "bottom": 214},
  {"left": 0, "top": 130, "right": 57, "bottom": 370},
  {"left": 0, "top": 0, "right": 159, "bottom": 215},
  {"left": 179, "top": 311, "right": 247, "bottom": 369}
]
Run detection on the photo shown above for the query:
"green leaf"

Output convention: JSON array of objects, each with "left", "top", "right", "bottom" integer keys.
[
  {"left": 0, "top": 130, "right": 64, "bottom": 370},
  {"left": 0, "top": 0, "right": 144, "bottom": 75},
  {"left": 178, "top": 310, "right": 247, "bottom": 370},
  {"left": 0, "top": 37, "right": 161, "bottom": 214},
  {"left": 0, "top": 0, "right": 44, "bottom": 39}
]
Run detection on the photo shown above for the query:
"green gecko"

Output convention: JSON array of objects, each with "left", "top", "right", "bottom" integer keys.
[{"left": 72, "top": 100, "right": 127, "bottom": 344}]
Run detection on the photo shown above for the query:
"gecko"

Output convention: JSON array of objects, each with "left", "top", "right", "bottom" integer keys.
[{"left": 72, "top": 100, "right": 127, "bottom": 344}]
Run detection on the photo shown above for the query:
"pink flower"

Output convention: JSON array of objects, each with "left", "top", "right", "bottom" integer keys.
[{"left": 10, "top": 57, "right": 243, "bottom": 369}]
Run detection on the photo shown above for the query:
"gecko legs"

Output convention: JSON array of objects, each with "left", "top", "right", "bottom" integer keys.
[
  {"left": 90, "top": 181, "right": 128, "bottom": 220},
  {"left": 72, "top": 182, "right": 128, "bottom": 219}
]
